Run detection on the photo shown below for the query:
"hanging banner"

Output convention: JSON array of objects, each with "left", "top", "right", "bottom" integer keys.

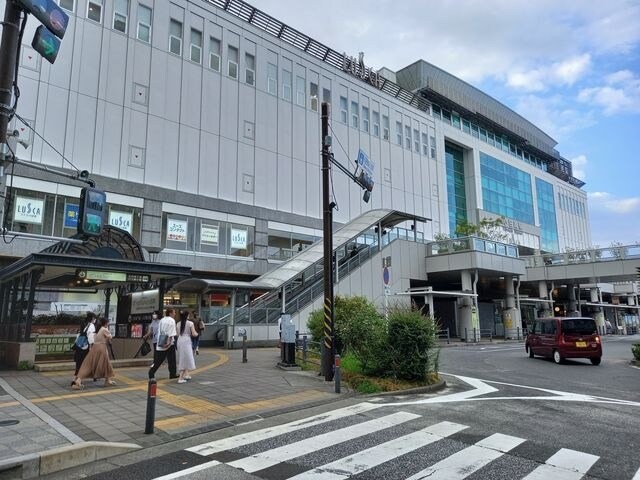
[
  {"left": 201, "top": 224, "right": 219, "bottom": 245},
  {"left": 230, "top": 227, "right": 247, "bottom": 249},
  {"left": 14, "top": 196, "right": 44, "bottom": 224},
  {"left": 167, "top": 218, "right": 188, "bottom": 242},
  {"left": 64, "top": 203, "right": 79, "bottom": 228},
  {"left": 109, "top": 210, "right": 133, "bottom": 234}
]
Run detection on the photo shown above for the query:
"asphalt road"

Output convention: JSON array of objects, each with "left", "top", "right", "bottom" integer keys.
[{"left": 42, "top": 335, "right": 640, "bottom": 480}]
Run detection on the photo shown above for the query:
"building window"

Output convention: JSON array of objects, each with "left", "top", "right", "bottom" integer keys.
[
  {"left": 282, "top": 69, "right": 292, "bottom": 101},
  {"left": 190, "top": 29, "right": 202, "bottom": 64},
  {"left": 169, "top": 19, "right": 182, "bottom": 56},
  {"left": 58, "top": 0, "right": 75, "bottom": 12},
  {"left": 87, "top": 0, "right": 102, "bottom": 23},
  {"left": 339, "top": 96, "right": 348, "bottom": 123},
  {"left": 430, "top": 136, "right": 436, "bottom": 159},
  {"left": 413, "top": 129, "right": 420, "bottom": 153},
  {"left": 404, "top": 125, "right": 411, "bottom": 149},
  {"left": 351, "top": 101, "right": 359, "bottom": 129},
  {"left": 296, "top": 75, "right": 305, "bottom": 106},
  {"left": 372, "top": 111, "right": 379, "bottom": 137},
  {"left": 136, "top": 4, "right": 152, "bottom": 43},
  {"left": 382, "top": 115, "right": 389, "bottom": 141},
  {"left": 422, "top": 132, "right": 428, "bottom": 156},
  {"left": 362, "top": 106, "right": 370, "bottom": 133},
  {"left": 267, "top": 62, "right": 277, "bottom": 95},
  {"left": 310, "top": 82, "right": 318, "bottom": 111},
  {"left": 323, "top": 87, "right": 331, "bottom": 104},
  {"left": 227, "top": 45, "right": 238, "bottom": 78},
  {"left": 209, "top": 37, "right": 221, "bottom": 71},
  {"left": 113, "top": 0, "right": 129, "bottom": 32},
  {"left": 395, "top": 121, "right": 402, "bottom": 145},
  {"left": 245, "top": 53, "right": 255, "bottom": 85}
]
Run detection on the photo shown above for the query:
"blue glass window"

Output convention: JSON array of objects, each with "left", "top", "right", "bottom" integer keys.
[
  {"left": 536, "top": 178, "right": 559, "bottom": 253},
  {"left": 446, "top": 144, "right": 467, "bottom": 235}
]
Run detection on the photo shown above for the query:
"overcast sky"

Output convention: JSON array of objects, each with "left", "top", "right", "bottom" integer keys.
[{"left": 250, "top": 0, "right": 640, "bottom": 247}]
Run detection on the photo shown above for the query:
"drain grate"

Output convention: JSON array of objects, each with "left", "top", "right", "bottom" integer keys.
[{"left": 0, "top": 420, "right": 19, "bottom": 427}]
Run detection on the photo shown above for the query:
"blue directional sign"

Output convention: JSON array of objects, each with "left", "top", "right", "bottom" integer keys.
[{"left": 357, "top": 149, "right": 374, "bottom": 178}]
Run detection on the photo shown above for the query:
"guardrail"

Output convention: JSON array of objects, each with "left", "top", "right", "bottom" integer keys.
[
  {"left": 437, "top": 328, "right": 450, "bottom": 344},
  {"left": 522, "top": 244, "right": 640, "bottom": 268}
]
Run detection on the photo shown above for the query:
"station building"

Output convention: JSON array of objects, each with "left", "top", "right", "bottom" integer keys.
[{"left": 1, "top": 0, "right": 635, "bottom": 365}]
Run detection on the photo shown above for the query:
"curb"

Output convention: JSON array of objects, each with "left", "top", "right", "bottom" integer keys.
[
  {"left": 364, "top": 378, "right": 447, "bottom": 397},
  {"left": 0, "top": 441, "right": 141, "bottom": 479}
]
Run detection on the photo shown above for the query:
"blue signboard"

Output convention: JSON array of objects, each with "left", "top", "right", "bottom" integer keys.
[
  {"left": 357, "top": 149, "right": 375, "bottom": 177},
  {"left": 64, "top": 203, "right": 79, "bottom": 228}
]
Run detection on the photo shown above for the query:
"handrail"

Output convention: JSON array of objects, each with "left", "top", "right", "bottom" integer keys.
[{"left": 522, "top": 244, "right": 640, "bottom": 267}]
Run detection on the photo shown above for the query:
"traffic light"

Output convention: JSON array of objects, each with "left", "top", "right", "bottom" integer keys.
[
  {"left": 78, "top": 187, "right": 106, "bottom": 237},
  {"left": 357, "top": 171, "right": 374, "bottom": 203},
  {"left": 32, "top": 25, "right": 60, "bottom": 64},
  {"left": 14, "top": 0, "right": 69, "bottom": 64}
]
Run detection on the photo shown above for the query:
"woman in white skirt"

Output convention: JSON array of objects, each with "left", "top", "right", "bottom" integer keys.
[{"left": 176, "top": 310, "right": 197, "bottom": 383}]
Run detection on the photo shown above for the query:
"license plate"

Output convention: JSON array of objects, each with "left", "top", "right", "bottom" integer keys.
[{"left": 576, "top": 341, "right": 587, "bottom": 348}]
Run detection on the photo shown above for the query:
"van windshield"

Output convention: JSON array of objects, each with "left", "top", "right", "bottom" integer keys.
[{"left": 562, "top": 319, "right": 597, "bottom": 335}]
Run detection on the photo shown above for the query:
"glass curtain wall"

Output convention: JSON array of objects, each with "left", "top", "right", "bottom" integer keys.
[
  {"left": 445, "top": 143, "right": 467, "bottom": 235},
  {"left": 535, "top": 178, "right": 559, "bottom": 253}
]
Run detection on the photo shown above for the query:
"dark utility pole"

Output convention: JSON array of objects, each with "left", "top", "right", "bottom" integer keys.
[
  {"left": 321, "top": 101, "right": 334, "bottom": 381},
  {"left": 0, "top": 2, "right": 22, "bottom": 143}
]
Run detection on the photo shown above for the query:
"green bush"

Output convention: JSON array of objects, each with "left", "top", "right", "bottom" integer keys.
[
  {"left": 17, "top": 360, "right": 32, "bottom": 370},
  {"left": 632, "top": 343, "right": 640, "bottom": 361},
  {"left": 384, "top": 307, "right": 439, "bottom": 381}
]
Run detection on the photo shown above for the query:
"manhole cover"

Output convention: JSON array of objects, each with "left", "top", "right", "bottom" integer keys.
[{"left": 0, "top": 420, "right": 19, "bottom": 427}]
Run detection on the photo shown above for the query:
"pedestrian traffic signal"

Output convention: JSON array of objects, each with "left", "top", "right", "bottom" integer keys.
[
  {"left": 32, "top": 26, "right": 60, "bottom": 64},
  {"left": 78, "top": 187, "right": 106, "bottom": 237},
  {"left": 14, "top": 0, "right": 69, "bottom": 39}
]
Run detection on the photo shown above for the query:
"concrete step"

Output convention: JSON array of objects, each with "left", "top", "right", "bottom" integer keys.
[{"left": 34, "top": 358, "right": 152, "bottom": 372}]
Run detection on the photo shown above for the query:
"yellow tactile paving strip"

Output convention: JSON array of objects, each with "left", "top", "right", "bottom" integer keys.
[{"left": 0, "top": 351, "right": 333, "bottom": 434}]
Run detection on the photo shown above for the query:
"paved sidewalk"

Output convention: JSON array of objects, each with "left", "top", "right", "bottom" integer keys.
[{"left": 0, "top": 347, "right": 346, "bottom": 466}]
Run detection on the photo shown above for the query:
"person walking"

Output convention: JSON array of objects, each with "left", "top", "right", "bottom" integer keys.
[
  {"left": 71, "top": 312, "right": 96, "bottom": 386},
  {"left": 143, "top": 310, "right": 161, "bottom": 350},
  {"left": 191, "top": 311, "right": 205, "bottom": 355},
  {"left": 176, "top": 311, "right": 198, "bottom": 383},
  {"left": 148, "top": 307, "right": 178, "bottom": 380},
  {"left": 72, "top": 317, "right": 115, "bottom": 389}
]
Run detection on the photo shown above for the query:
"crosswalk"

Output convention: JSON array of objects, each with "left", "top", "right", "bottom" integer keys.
[{"left": 150, "top": 402, "right": 639, "bottom": 480}]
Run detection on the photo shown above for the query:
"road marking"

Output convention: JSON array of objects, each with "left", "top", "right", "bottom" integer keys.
[
  {"left": 405, "top": 433, "right": 526, "bottom": 479},
  {"left": 522, "top": 448, "right": 599, "bottom": 480},
  {"left": 186, "top": 402, "right": 382, "bottom": 456},
  {"left": 229, "top": 411, "right": 420, "bottom": 473},
  {"left": 287, "top": 421, "right": 468, "bottom": 479},
  {"left": 151, "top": 459, "right": 221, "bottom": 479},
  {"left": 632, "top": 465, "right": 640, "bottom": 480}
]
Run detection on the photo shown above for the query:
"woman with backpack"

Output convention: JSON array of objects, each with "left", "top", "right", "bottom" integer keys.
[
  {"left": 72, "top": 317, "right": 116, "bottom": 389},
  {"left": 71, "top": 312, "right": 96, "bottom": 386}
]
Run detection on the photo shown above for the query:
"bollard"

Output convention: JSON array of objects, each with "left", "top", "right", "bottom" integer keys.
[
  {"left": 334, "top": 354, "right": 341, "bottom": 394},
  {"left": 242, "top": 332, "right": 247, "bottom": 363},
  {"left": 144, "top": 378, "right": 157, "bottom": 434},
  {"left": 319, "top": 342, "right": 325, "bottom": 377},
  {"left": 473, "top": 327, "right": 477, "bottom": 343},
  {"left": 302, "top": 335, "right": 307, "bottom": 363}
]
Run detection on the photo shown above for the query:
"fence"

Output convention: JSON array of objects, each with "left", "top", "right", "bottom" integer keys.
[{"left": 437, "top": 328, "right": 450, "bottom": 344}]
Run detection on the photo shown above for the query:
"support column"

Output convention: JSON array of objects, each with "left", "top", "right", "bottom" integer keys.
[
  {"left": 424, "top": 294, "right": 434, "bottom": 318},
  {"left": 458, "top": 270, "right": 476, "bottom": 341},
  {"left": 567, "top": 283, "right": 579, "bottom": 317},
  {"left": 538, "top": 281, "right": 552, "bottom": 318},
  {"left": 590, "top": 288, "right": 605, "bottom": 334},
  {"left": 227, "top": 289, "right": 237, "bottom": 349},
  {"left": 503, "top": 276, "right": 521, "bottom": 339}
]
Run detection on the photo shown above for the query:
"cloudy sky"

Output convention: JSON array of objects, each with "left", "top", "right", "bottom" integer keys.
[{"left": 250, "top": 0, "right": 640, "bottom": 247}]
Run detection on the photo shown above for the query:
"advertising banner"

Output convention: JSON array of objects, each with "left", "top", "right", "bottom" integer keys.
[
  {"left": 109, "top": 210, "right": 133, "bottom": 234},
  {"left": 231, "top": 227, "right": 247, "bottom": 249},
  {"left": 201, "top": 224, "right": 219, "bottom": 245},
  {"left": 167, "top": 218, "right": 188, "bottom": 242},
  {"left": 14, "top": 196, "right": 44, "bottom": 224},
  {"left": 64, "top": 203, "right": 79, "bottom": 228}
]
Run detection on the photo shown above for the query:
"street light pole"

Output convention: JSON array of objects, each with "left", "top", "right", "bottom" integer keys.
[
  {"left": 0, "top": 1, "right": 22, "bottom": 144},
  {"left": 321, "top": 102, "right": 334, "bottom": 381}
]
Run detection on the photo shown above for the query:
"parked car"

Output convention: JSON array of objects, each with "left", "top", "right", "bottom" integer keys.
[{"left": 525, "top": 317, "right": 602, "bottom": 365}]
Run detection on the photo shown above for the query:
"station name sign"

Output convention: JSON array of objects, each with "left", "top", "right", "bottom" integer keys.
[
  {"left": 77, "top": 269, "right": 149, "bottom": 283},
  {"left": 341, "top": 52, "right": 384, "bottom": 89}
]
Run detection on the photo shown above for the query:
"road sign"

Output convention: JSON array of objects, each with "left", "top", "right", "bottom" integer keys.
[
  {"left": 357, "top": 149, "right": 374, "bottom": 178},
  {"left": 383, "top": 266, "right": 390, "bottom": 285},
  {"left": 384, "top": 286, "right": 391, "bottom": 295}
]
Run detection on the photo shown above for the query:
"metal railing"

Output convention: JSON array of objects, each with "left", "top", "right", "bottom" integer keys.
[
  {"left": 437, "top": 328, "right": 450, "bottom": 344},
  {"left": 522, "top": 244, "right": 640, "bottom": 268},
  {"left": 427, "top": 236, "right": 519, "bottom": 258}
]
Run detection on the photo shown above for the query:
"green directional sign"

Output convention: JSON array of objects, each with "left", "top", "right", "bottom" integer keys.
[{"left": 32, "top": 25, "right": 61, "bottom": 64}]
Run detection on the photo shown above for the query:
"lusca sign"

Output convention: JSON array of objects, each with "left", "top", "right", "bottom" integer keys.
[{"left": 341, "top": 52, "right": 384, "bottom": 89}]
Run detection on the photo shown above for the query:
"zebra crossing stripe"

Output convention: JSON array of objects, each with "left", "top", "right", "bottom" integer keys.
[
  {"left": 632, "top": 466, "right": 640, "bottom": 480},
  {"left": 186, "top": 402, "right": 380, "bottom": 456},
  {"left": 405, "top": 432, "right": 526, "bottom": 479},
  {"left": 522, "top": 448, "right": 600, "bottom": 480},
  {"left": 229, "top": 411, "right": 421, "bottom": 473},
  {"left": 287, "top": 421, "right": 468, "bottom": 480},
  {"left": 151, "top": 460, "right": 221, "bottom": 479}
]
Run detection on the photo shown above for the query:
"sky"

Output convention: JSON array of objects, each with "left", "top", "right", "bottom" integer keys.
[{"left": 249, "top": 0, "right": 640, "bottom": 247}]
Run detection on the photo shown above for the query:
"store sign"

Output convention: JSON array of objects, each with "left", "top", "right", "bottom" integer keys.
[
  {"left": 14, "top": 196, "right": 44, "bottom": 224},
  {"left": 231, "top": 228, "right": 247, "bottom": 249},
  {"left": 201, "top": 224, "right": 219, "bottom": 245},
  {"left": 130, "top": 289, "right": 159, "bottom": 314},
  {"left": 127, "top": 273, "right": 150, "bottom": 283},
  {"left": 109, "top": 210, "right": 133, "bottom": 234},
  {"left": 167, "top": 218, "right": 187, "bottom": 242},
  {"left": 80, "top": 270, "right": 127, "bottom": 282},
  {"left": 341, "top": 52, "right": 384, "bottom": 89},
  {"left": 64, "top": 203, "right": 78, "bottom": 228}
]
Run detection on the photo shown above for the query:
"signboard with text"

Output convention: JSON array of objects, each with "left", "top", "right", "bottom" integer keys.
[
  {"left": 167, "top": 218, "right": 188, "bottom": 242},
  {"left": 109, "top": 210, "right": 133, "bottom": 234},
  {"left": 14, "top": 196, "right": 44, "bottom": 224},
  {"left": 201, "top": 224, "right": 219, "bottom": 245},
  {"left": 64, "top": 203, "right": 78, "bottom": 228},
  {"left": 231, "top": 228, "right": 248, "bottom": 249}
]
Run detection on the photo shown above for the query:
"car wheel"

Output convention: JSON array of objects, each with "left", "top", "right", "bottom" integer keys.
[
  {"left": 526, "top": 345, "right": 534, "bottom": 358},
  {"left": 590, "top": 357, "right": 601, "bottom": 366},
  {"left": 553, "top": 350, "right": 562, "bottom": 364}
]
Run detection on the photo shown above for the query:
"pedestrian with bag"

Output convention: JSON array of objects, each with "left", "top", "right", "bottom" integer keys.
[
  {"left": 143, "top": 310, "right": 161, "bottom": 350},
  {"left": 71, "top": 312, "right": 96, "bottom": 386},
  {"left": 72, "top": 317, "right": 116, "bottom": 389},
  {"left": 148, "top": 307, "right": 178, "bottom": 380},
  {"left": 191, "top": 311, "right": 205, "bottom": 355},
  {"left": 177, "top": 311, "right": 198, "bottom": 383}
]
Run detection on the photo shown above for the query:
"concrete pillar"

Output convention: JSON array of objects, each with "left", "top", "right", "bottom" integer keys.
[
  {"left": 538, "top": 281, "right": 552, "bottom": 318},
  {"left": 459, "top": 270, "right": 476, "bottom": 341},
  {"left": 567, "top": 283, "right": 580, "bottom": 317},
  {"left": 503, "top": 276, "right": 521, "bottom": 339},
  {"left": 590, "top": 288, "right": 605, "bottom": 334},
  {"left": 424, "top": 294, "right": 434, "bottom": 318}
]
